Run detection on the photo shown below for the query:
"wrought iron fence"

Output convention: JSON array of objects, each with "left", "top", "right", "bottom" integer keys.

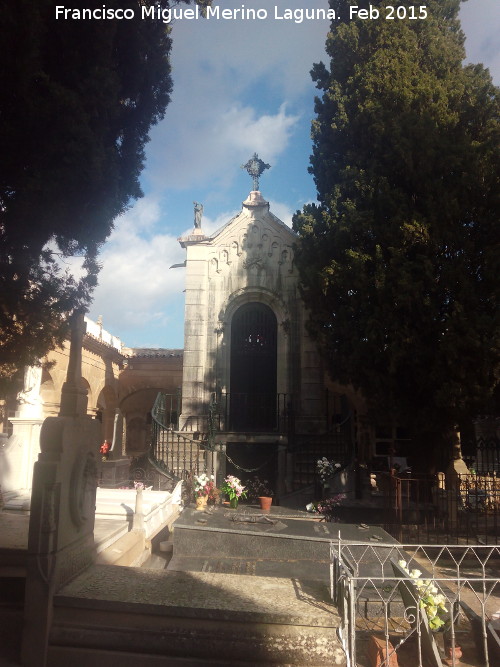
[
  {"left": 149, "top": 392, "right": 216, "bottom": 487},
  {"left": 474, "top": 431, "right": 500, "bottom": 475},
  {"left": 379, "top": 472, "right": 500, "bottom": 545},
  {"left": 332, "top": 539, "right": 500, "bottom": 667},
  {"left": 213, "top": 392, "right": 289, "bottom": 432},
  {"left": 292, "top": 433, "right": 355, "bottom": 490}
]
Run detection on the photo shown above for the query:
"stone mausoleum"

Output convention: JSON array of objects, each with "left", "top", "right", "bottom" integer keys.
[
  {"left": 12, "top": 156, "right": 491, "bottom": 499},
  {"left": 175, "top": 167, "right": 366, "bottom": 495}
]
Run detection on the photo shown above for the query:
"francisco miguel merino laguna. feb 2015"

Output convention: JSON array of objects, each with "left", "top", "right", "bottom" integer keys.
[{"left": 55, "top": 4, "right": 429, "bottom": 23}]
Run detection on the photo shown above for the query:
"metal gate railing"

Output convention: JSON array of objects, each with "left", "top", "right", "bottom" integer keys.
[
  {"left": 149, "top": 392, "right": 216, "bottom": 484},
  {"left": 379, "top": 472, "right": 500, "bottom": 544},
  {"left": 332, "top": 539, "right": 500, "bottom": 667}
]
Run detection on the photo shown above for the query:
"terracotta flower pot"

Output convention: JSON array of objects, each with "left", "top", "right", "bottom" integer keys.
[
  {"left": 443, "top": 645, "right": 462, "bottom": 666},
  {"left": 259, "top": 496, "right": 273, "bottom": 512}
]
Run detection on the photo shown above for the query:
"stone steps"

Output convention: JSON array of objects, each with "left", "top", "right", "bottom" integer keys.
[{"left": 49, "top": 565, "right": 346, "bottom": 666}]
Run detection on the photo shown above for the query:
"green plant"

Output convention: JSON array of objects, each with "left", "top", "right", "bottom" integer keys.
[
  {"left": 245, "top": 476, "right": 273, "bottom": 503},
  {"left": 220, "top": 475, "right": 247, "bottom": 502}
]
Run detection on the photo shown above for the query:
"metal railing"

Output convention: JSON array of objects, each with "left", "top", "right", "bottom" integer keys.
[
  {"left": 292, "top": 429, "right": 355, "bottom": 489},
  {"left": 212, "top": 392, "right": 289, "bottom": 432},
  {"left": 332, "top": 539, "right": 500, "bottom": 667},
  {"left": 474, "top": 435, "right": 500, "bottom": 474},
  {"left": 149, "top": 392, "right": 215, "bottom": 485},
  {"left": 379, "top": 472, "right": 500, "bottom": 545}
]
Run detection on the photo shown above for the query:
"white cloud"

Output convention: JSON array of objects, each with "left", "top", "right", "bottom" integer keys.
[
  {"left": 87, "top": 0, "right": 500, "bottom": 349},
  {"left": 460, "top": 0, "right": 500, "bottom": 84},
  {"left": 148, "top": 101, "right": 299, "bottom": 192},
  {"left": 87, "top": 196, "right": 186, "bottom": 334},
  {"left": 144, "top": 0, "right": 329, "bottom": 194}
]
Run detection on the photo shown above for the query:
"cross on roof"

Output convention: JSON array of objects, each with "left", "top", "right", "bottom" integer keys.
[{"left": 241, "top": 153, "right": 271, "bottom": 191}]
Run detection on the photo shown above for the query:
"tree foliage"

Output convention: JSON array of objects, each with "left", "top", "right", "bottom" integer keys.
[
  {"left": 293, "top": 0, "right": 500, "bottom": 449},
  {"left": 0, "top": 0, "right": 207, "bottom": 389}
]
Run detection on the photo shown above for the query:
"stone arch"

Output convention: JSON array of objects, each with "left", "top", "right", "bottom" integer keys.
[
  {"left": 219, "top": 286, "right": 289, "bottom": 325},
  {"left": 120, "top": 387, "right": 175, "bottom": 456},
  {"left": 40, "top": 369, "right": 58, "bottom": 417},
  {"left": 79, "top": 377, "right": 92, "bottom": 413}
]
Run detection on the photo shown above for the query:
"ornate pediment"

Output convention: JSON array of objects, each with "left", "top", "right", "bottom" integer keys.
[{"left": 207, "top": 203, "right": 295, "bottom": 278}]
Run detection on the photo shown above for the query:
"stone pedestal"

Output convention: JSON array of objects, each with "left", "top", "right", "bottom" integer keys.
[
  {"left": 98, "top": 458, "right": 130, "bottom": 488},
  {"left": 22, "top": 414, "right": 100, "bottom": 667}
]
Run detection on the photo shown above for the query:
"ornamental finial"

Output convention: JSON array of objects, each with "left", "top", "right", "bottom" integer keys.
[{"left": 241, "top": 153, "right": 270, "bottom": 191}]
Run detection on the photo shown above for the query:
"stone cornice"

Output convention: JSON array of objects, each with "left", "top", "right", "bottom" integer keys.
[{"left": 83, "top": 333, "right": 124, "bottom": 361}]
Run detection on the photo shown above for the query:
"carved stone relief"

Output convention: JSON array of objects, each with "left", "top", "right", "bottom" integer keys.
[{"left": 69, "top": 449, "right": 97, "bottom": 529}]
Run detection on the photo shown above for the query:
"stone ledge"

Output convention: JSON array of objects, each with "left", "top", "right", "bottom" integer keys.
[
  {"left": 52, "top": 569, "right": 345, "bottom": 665},
  {"left": 55, "top": 566, "right": 337, "bottom": 627}
]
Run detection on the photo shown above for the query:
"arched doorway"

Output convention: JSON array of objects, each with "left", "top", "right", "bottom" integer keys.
[{"left": 230, "top": 302, "right": 277, "bottom": 430}]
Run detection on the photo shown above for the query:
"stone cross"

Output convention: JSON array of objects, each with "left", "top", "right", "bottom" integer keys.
[{"left": 241, "top": 153, "right": 271, "bottom": 191}]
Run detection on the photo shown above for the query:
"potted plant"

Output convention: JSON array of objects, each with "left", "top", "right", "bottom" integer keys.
[
  {"left": 220, "top": 475, "right": 247, "bottom": 509},
  {"left": 246, "top": 475, "right": 274, "bottom": 511},
  {"left": 193, "top": 472, "right": 215, "bottom": 510}
]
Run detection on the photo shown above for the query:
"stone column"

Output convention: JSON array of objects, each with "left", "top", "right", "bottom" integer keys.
[
  {"left": 179, "top": 242, "right": 209, "bottom": 428},
  {"left": 59, "top": 310, "right": 88, "bottom": 417}
]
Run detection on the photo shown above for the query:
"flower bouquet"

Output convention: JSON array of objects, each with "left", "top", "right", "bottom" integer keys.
[
  {"left": 220, "top": 475, "right": 247, "bottom": 508},
  {"left": 316, "top": 457, "right": 341, "bottom": 486},
  {"left": 193, "top": 473, "right": 216, "bottom": 510},
  {"left": 398, "top": 560, "right": 449, "bottom": 632},
  {"left": 193, "top": 473, "right": 215, "bottom": 497},
  {"left": 314, "top": 493, "right": 346, "bottom": 522}
]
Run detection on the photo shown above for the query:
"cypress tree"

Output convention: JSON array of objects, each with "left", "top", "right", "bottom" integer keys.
[{"left": 293, "top": 0, "right": 500, "bottom": 465}]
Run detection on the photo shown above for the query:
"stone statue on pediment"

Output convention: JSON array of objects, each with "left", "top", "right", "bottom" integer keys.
[{"left": 194, "top": 201, "right": 203, "bottom": 228}]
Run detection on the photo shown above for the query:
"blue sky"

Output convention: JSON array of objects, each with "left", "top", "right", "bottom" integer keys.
[{"left": 87, "top": 0, "right": 500, "bottom": 350}]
